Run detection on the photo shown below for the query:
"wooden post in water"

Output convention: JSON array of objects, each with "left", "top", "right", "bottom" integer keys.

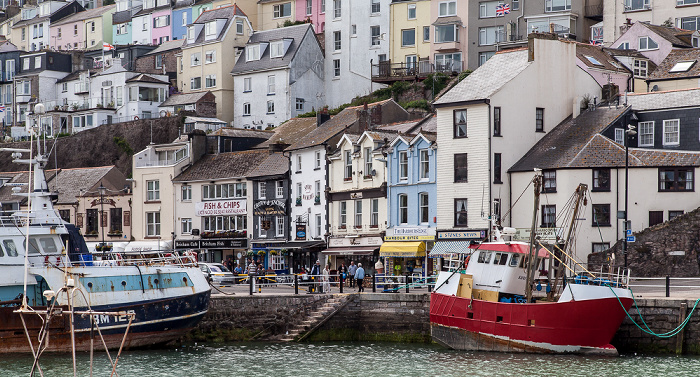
[{"left": 676, "top": 302, "right": 687, "bottom": 354}]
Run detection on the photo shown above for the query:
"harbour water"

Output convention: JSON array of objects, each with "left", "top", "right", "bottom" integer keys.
[{"left": 3, "top": 342, "right": 700, "bottom": 376}]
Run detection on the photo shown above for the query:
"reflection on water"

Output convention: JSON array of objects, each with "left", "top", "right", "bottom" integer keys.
[{"left": 2, "top": 342, "right": 700, "bottom": 377}]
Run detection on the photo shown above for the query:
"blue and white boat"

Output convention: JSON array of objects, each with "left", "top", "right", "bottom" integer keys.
[{"left": 0, "top": 138, "right": 210, "bottom": 353}]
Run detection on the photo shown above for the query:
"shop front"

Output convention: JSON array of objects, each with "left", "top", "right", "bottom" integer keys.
[
  {"left": 174, "top": 237, "right": 248, "bottom": 265},
  {"left": 429, "top": 230, "right": 486, "bottom": 272},
  {"left": 321, "top": 236, "right": 382, "bottom": 274},
  {"left": 379, "top": 236, "right": 434, "bottom": 278}
]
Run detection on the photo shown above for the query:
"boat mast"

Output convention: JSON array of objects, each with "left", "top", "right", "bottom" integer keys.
[{"left": 525, "top": 174, "right": 542, "bottom": 303}]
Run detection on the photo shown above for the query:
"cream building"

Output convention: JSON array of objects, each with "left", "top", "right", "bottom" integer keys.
[
  {"left": 257, "top": 0, "right": 296, "bottom": 31},
  {"left": 388, "top": 0, "right": 431, "bottom": 74}
]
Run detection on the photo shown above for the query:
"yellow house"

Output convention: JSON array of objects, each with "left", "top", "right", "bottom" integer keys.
[
  {"left": 212, "top": 0, "right": 260, "bottom": 30},
  {"left": 257, "top": 0, "right": 295, "bottom": 31},
  {"left": 389, "top": 0, "right": 431, "bottom": 73},
  {"left": 178, "top": 5, "right": 253, "bottom": 123}
]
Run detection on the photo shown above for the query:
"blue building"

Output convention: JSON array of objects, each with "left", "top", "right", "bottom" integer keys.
[
  {"left": 171, "top": 1, "right": 193, "bottom": 41},
  {"left": 383, "top": 119, "right": 438, "bottom": 278}
]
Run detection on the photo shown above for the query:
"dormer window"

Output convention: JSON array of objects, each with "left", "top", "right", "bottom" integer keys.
[
  {"left": 187, "top": 26, "right": 195, "bottom": 41},
  {"left": 205, "top": 21, "right": 217, "bottom": 39},
  {"left": 246, "top": 44, "right": 260, "bottom": 61},
  {"left": 638, "top": 36, "right": 658, "bottom": 51},
  {"left": 270, "top": 41, "right": 284, "bottom": 58},
  {"left": 236, "top": 19, "right": 244, "bottom": 35}
]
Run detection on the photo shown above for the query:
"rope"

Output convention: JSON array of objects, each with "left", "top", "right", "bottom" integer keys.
[
  {"left": 608, "top": 285, "right": 700, "bottom": 338},
  {"left": 209, "top": 282, "right": 235, "bottom": 295}
]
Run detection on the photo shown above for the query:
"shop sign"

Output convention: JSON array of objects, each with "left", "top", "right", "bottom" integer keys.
[
  {"left": 302, "top": 184, "right": 314, "bottom": 200},
  {"left": 200, "top": 239, "right": 247, "bottom": 249},
  {"left": 328, "top": 236, "right": 383, "bottom": 247},
  {"left": 175, "top": 239, "right": 200, "bottom": 249},
  {"left": 296, "top": 224, "right": 307, "bottom": 240},
  {"left": 388, "top": 226, "right": 434, "bottom": 237},
  {"left": 384, "top": 235, "right": 435, "bottom": 241},
  {"left": 195, "top": 200, "right": 246, "bottom": 216},
  {"left": 437, "top": 230, "right": 486, "bottom": 240},
  {"left": 253, "top": 200, "right": 286, "bottom": 215},
  {"left": 512, "top": 227, "right": 562, "bottom": 242},
  {"left": 90, "top": 198, "right": 116, "bottom": 207}
]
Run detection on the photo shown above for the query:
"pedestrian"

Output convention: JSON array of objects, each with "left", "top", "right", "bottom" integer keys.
[
  {"left": 348, "top": 261, "right": 357, "bottom": 288},
  {"left": 247, "top": 259, "right": 257, "bottom": 289},
  {"left": 338, "top": 263, "right": 347, "bottom": 287},
  {"left": 310, "top": 260, "right": 321, "bottom": 293},
  {"left": 322, "top": 264, "right": 331, "bottom": 293},
  {"left": 355, "top": 263, "right": 365, "bottom": 293},
  {"left": 233, "top": 264, "right": 243, "bottom": 284}
]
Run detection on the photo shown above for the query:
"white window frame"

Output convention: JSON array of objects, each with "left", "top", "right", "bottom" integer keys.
[
  {"left": 276, "top": 216, "right": 284, "bottom": 237},
  {"left": 273, "top": 2, "right": 292, "bottom": 18},
  {"left": 419, "top": 149, "right": 429, "bottom": 180},
  {"left": 334, "top": 31, "right": 341, "bottom": 51},
  {"left": 146, "top": 211, "right": 160, "bottom": 236},
  {"left": 270, "top": 41, "right": 284, "bottom": 58},
  {"left": 276, "top": 180, "right": 284, "bottom": 198},
  {"left": 333, "top": 0, "right": 341, "bottom": 19},
  {"left": 315, "top": 151, "right": 321, "bottom": 169},
  {"left": 267, "top": 75, "right": 275, "bottom": 94},
  {"left": 398, "top": 151, "right": 408, "bottom": 180},
  {"left": 438, "top": 1, "right": 457, "bottom": 17},
  {"left": 244, "top": 77, "right": 251, "bottom": 92},
  {"left": 205, "top": 50, "right": 216, "bottom": 64},
  {"left": 355, "top": 200, "right": 363, "bottom": 227},
  {"left": 267, "top": 100, "right": 275, "bottom": 114},
  {"left": 146, "top": 180, "right": 160, "bottom": 201},
  {"left": 259, "top": 181, "right": 266, "bottom": 199},
  {"left": 638, "top": 36, "right": 658, "bottom": 51},
  {"left": 407, "top": 4, "right": 416, "bottom": 19},
  {"left": 181, "top": 218, "right": 192, "bottom": 234},
  {"left": 638, "top": 121, "right": 654, "bottom": 147},
  {"left": 243, "top": 102, "right": 251, "bottom": 116},
  {"left": 398, "top": 194, "right": 408, "bottom": 224},
  {"left": 181, "top": 185, "right": 192, "bottom": 201},
  {"left": 419, "top": 192, "right": 429, "bottom": 224},
  {"left": 205, "top": 74, "right": 216, "bottom": 88},
  {"left": 333, "top": 59, "right": 341, "bottom": 77},
  {"left": 663, "top": 119, "right": 680, "bottom": 146},
  {"left": 339, "top": 201, "right": 347, "bottom": 227},
  {"left": 615, "top": 128, "right": 625, "bottom": 145},
  {"left": 190, "top": 52, "right": 201, "bottom": 66}
]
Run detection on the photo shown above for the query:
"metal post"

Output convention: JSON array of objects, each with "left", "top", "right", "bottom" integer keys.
[
  {"left": 339, "top": 274, "right": 343, "bottom": 294},
  {"left": 666, "top": 275, "right": 671, "bottom": 298},
  {"left": 249, "top": 274, "right": 253, "bottom": 296},
  {"left": 294, "top": 274, "right": 298, "bottom": 295},
  {"left": 428, "top": 276, "right": 432, "bottom": 293},
  {"left": 372, "top": 274, "right": 376, "bottom": 293},
  {"left": 405, "top": 273, "right": 410, "bottom": 293}
]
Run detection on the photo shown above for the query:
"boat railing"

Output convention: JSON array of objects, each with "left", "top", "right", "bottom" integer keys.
[
  {"left": 0, "top": 214, "right": 68, "bottom": 229},
  {"left": 37, "top": 250, "right": 199, "bottom": 268},
  {"left": 565, "top": 263, "right": 630, "bottom": 289}
]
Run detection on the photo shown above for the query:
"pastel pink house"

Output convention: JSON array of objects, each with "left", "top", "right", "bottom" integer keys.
[
  {"left": 295, "top": 0, "right": 324, "bottom": 32},
  {"left": 150, "top": 8, "right": 172, "bottom": 45}
]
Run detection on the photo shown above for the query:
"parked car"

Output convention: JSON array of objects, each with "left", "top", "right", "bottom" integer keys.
[{"left": 199, "top": 263, "right": 235, "bottom": 286}]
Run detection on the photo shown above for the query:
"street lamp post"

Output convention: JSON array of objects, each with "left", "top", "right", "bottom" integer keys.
[{"left": 624, "top": 123, "right": 637, "bottom": 269}]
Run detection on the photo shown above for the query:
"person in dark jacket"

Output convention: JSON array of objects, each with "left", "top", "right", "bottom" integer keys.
[{"left": 309, "top": 260, "right": 321, "bottom": 293}]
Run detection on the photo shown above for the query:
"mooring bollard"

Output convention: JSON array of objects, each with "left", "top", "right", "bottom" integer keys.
[
  {"left": 340, "top": 274, "right": 344, "bottom": 294},
  {"left": 372, "top": 274, "right": 376, "bottom": 293},
  {"left": 294, "top": 274, "right": 299, "bottom": 295},
  {"left": 249, "top": 275, "right": 253, "bottom": 296},
  {"left": 405, "top": 273, "right": 410, "bottom": 294},
  {"left": 666, "top": 275, "right": 671, "bottom": 298}
]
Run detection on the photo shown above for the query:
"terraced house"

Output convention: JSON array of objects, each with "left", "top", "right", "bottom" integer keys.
[{"left": 49, "top": 4, "right": 115, "bottom": 51}]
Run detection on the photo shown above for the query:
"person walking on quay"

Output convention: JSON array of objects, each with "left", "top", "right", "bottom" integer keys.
[
  {"left": 338, "top": 263, "right": 347, "bottom": 288},
  {"left": 348, "top": 261, "right": 357, "bottom": 288},
  {"left": 322, "top": 264, "right": 331, "bottom": 293},
  {"left": 310, "top": 260, "right": 321, "bottom": 293},
  {"left": 234, "top": 264, "right": 243, "bottom": 284},
  {"left": 248, "top": 259, "right": 257, "bottom": 289},
  {"left": 355, "top": 263, "right": 365, "bottom": 293}
]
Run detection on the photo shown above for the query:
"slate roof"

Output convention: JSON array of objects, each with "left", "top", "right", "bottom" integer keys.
[
  {"left": 625, "top": 88, "right": 700, "bottom": 111},
  {"left": 52, "top": 4, "right": 115, "bottom": 26},
  {"left": 434, "top": 49, "right": 530, "bottom": 105},
  {"left": 255, "top": 117, "right": 318, "bottom": 149},
  {"left": 159, "top": 91, "right": 212, "bottom": 106},
  {"left": 210, "top": 127, "right": 273, "bottom": 138},
  {"left": 172, "top": 150, "right": 271, "bottom": 181},
  {"left": 184, "top": 5, "right": 245, "bottom": 48},
  {"left": 640, "top": 23, "right": 692, "bottom": 48},
  {"left": 0, "top": 171, "right": 27, "bottom": 203},
  {"left": 125, "top": 73, "right": 169, "bottom": 84},
  {"left": 12, "top": 15, "right": 50, "bottom": 28},
  {"left": 603, "top": 47, "right": 658, "bottom": 73},
  {"left": 647, "top": 49, "right": 700, "bottom": 80},
  {"left": 133, "top": 4, "right": 170, "bottom": 18},
  {"left": 246, "top": 152, "right": 289, "bottom": 178},
  {"left": 377, "top": 114, "right": 437, "bottom": 134},
  {"left": 576, "top": 43, "right": 630, "bottom": 73},
  {"left": 231, "top": 23, "right": 315, "bottom": 75},
  {"left": 142, "top": 39, "right": 185, "bottom": 56},
  {"left": 0, "top": 166, "right": 115, "bottom": 205}
]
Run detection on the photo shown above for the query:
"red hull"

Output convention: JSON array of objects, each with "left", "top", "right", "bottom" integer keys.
[{"left": 430, "top": 292, "right": 633, "bottom": 354}]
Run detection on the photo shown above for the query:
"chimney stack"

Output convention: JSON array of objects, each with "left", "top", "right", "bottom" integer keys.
[{"left": 317, "top": 107, "right": 330, "bottom": 127}]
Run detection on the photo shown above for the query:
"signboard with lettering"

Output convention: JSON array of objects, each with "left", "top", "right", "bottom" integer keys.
[
  {"left": 195, "top": 200, "right": 246, "bottom": 216},
  {"left": 253, "top": 200, "right": 287, "bottom": 215},
  {"left": 200, "top": 239, "right": 247, "bottom": 249},
  {"left": 302, "top": 184, "right": 314, "bottom": 201},
  {"left": 296, "top": 224, "right": 307, "bottom": 240},
  {"left": 387, "top": 226, "right": 435, "bottom": 237},
  {"left": 512, "top": 227, "right": 562, "bottom": 242},
  {"left": 437, "top": 230, "right": 487, "bottom": 240},
  {"left": 384, "top": 235, "right": 435, "bottom": 241},
  {"left": 90, "top": 198, "right": 116, "bottom": 207},
  {"left": 328, "top": 236, "right": 383, "bottom": 247},
  {"left": 175, "top": 240, "right": 201, "bottom": 249}
]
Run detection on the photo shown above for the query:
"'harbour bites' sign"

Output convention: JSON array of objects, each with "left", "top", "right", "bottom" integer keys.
[{"left": 195, "top": 200, "right": 246, "bottom": 216}]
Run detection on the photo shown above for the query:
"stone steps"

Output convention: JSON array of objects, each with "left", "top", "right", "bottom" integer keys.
[{"left": 280, "top": 295, "right": 349, "bottom": 342}]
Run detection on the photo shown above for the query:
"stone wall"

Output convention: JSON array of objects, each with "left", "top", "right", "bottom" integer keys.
[
  {"left": 588, "top": 207, "right": 700, "bottom": 277},
  {"left": 613, "top": 298, "right": 700, "bottom": 355}
]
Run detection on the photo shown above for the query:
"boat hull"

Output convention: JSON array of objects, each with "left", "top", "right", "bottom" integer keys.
[
  {"left": 0, "top": 290, "right": 210, "bottom": 353},
  {"left": 430, "top": 292, "right": 633, "bottom": 355}
]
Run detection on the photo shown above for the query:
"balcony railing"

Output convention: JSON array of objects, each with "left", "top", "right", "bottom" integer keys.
[
  {"left": 372, "top": 60, "right": 463, "bottom": 80},
  {"left": 46, "top": 98, "right": 117, "bottom": 111}
]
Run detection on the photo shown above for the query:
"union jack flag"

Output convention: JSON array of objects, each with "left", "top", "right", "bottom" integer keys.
[
  {"left": 496, "top": 3, "right": 510, "bottom": 16},
  {"left": 0, "top": 106, "right": 5, "bottom": 113}
]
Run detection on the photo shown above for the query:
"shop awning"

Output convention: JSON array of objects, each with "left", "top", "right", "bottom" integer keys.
[
  {"left": 379, "top": 241, "right": 426, "bottom": 257},
  {"left": 123, "top": 240, "right": 172, "bottom": 253},
  {"left": 321, "top": 247, "right": 377, "bottom": 256},
  {"left": 429, "top": 241, "right": 472, "bottom": 257}
]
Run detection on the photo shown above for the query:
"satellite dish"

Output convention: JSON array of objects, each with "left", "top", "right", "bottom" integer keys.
[{"left": 651, "top": 85, "right": 659, "bottom": 92}]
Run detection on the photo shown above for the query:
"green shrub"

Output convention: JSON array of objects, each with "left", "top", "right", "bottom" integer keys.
[
  {"left": 401, "top": 99, "right": 431, "bottom": 112},
  {"left": 113, "top": 136, "right": 133, "bottom": 155}
]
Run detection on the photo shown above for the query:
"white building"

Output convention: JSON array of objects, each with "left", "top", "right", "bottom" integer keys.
[
  {"left": 231, "top": 23, "right": 324, "bottom": 129},
  {"left": 603, "top": 0, "right": 700, "bottom": 44},
  {"left": 432, "top": 35, "right": 602, "bottom": 236},
  {"left": 324, "top": 0, "right": 390, "bottom": 108}
]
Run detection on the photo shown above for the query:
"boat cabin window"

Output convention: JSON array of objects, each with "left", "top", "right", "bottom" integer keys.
[
  {"left": 0, "top": 244, "right": 3, "bottom": 257},
  {"left": 477, "top": 251, "right": 493, "bottom": 264},
  {"left": 27, "top": 238, "right": 42, "bottom": 254},
  {"left": 509, "top": 254, "right": 520, "bottom": 267},
  {"left": 39, "top": 237, "right": 59, "bottom": 254},
  {"left": 3, "top": 240, "right": 18, "bottom": 257},
  {"left": 493, "top": 252, "right": 508, "bottom": 265}
]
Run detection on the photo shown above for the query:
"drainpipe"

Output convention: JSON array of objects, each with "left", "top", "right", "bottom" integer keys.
[{"left": 517, "top": 0, "right": 525, "bottom": 41}]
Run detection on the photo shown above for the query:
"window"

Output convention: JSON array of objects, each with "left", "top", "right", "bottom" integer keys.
[
  {"left": 182, "top": 12, "right": 188, "bottom": 26},
  {"left": 436, "top": 24, "right": 458, "bottom": 43},
  {"left": 244, "top": 77, "right": 251, "bottom": 92},
  {"left": 494, "top": 153, "right": 502, "bottom": 184},
  {"left": 663, "top": 119, "right": 680, "bottom": 146},
  {"left": 351, "top": 24, "right": 357, "bottom": 36},
  {"left": 419, "top": 149, "right": 429, "bottom": 180},
  {"left": 493, "top": 107, "right": 501, "bottom": 136},
  {"left": 6, "top": 60, "right": 14, "bottom": 81},
  {"left": 190, "top": 77, "right": 201, "bottom": 90},
  {"left": 364, "top": 147, "right": 373, "bottom": 177},
  {"left": 273, "top": 3, "right": 292, "bottom": 18},
  {"left": 438, "top": 1, "right": 457, "bottom": 16},
  {"left": 615, "top": 128, "right": 625, "bottom": 144},
  {"left": 267, "top": 75, "right": 275, "bottom": 94},
  {"left": 638, "top": 121, "right": 654, "bottom": 147},
  {"left": 154, "top": 15, "right": 170, "bottom": 28},
  {"left": 669, "top": 210, "right": 684, "bottom": 220},
  {"left": 276, "top": 180, "right": 284, "bottom": 198},
  {"left": 258, "top": 217, "right": 267, "bottom": 237},
  {"left": 236, "top": 19, "right": 244, "bottom": 34},
  {"left": 322, "top": 0, "right": 326, "bottom": 13},
  {"left": 86, "top": 209, "right": 99, "bottom": 234},
  {"left": 371, "top": 26, "right": 381, "bottom": 46},
  {"left": 397, "top": 151, "right": 408, "bottom": 180},
  {"left": 191, "top": 52, "right": 201, "bottom": 66},
  {"left": 480, "top": 1, "right": 499, "bottom": 18},
  {"left": 181, "top": 185, "right": 192, "bottom": 201},
  {"left": 182, "top": 218, "right": 192, "bottom": 234},
  {"left": 546, "top": 0, "right": 571, "bottom": 12},
  {"left": 306, "top": 0, "right": 313, "bottom": 15},
  {"left": 146, "top": 180, "right": 160, "bottom": 201},
  {"left": 340, "top": 201, "right": 347, "bottom": 227},
  {"left": 315, "top": 151, "right": 322, "bottom": 169},
  {"left": 333, "top": 59, "right": 341, "bottom": 77},
  {"left": 334, "top": 31, "right": 341, "bottom": 50},
  {"left": 22, "top": 58, "right": 29, "bottom": 71},
  {"left": 398, "top": 194, "right": 408, "bottom": 224},
  {"left": 638, "top": 36, "right": 658, "bottom": 51},
  {"left": 297, "top": 154, "right": 303, "bottom": 171},
  {"left": 542, "top": 170, "right": 556, "bottom": 193},
  {"left": 649, "top": 211, "right": 663, "bottom": 227},
  {"left": 455, "top": 199, "right": 468, "bottom": 227},
  {"left": 454, "top": 109, "right": 467, "bottom": 137},
  {"left": 259, "top": 181, "right": 266, "bottom": 199},
  {"left": 155, "top": 54, "right": 163, "bottom": 69},
  {"left": 270, "top": 41, "right": 284, "bottom": 58},
  {"left": 659, "top": 168, "right": 694, "bottom": 191},
  {"left": 680, "top": 16, "right": 700, "bottom": 31},
  {"left": 454, "top": 153, "right": 468, "bottom": 182},
  {"left": 205, "top": 50, "right": 216, "bottom": 64},
  {"left": 21, "top": 28, "right": 25, "bottom": 41},
  {"left": 344, "top": 150, "right": 352, "bottom": 179},
  {"left": 513, "top": 0, "right": 520, "bottom": 10},
  {"left": 315, "top": 181, "right": 321, "bottom": 202},
  {"left": 58, "top": 209, "right": 70, "bottom": 223},
  {"left": 296, "top": 182, "right": 302, "bottom": 201},
  {"left": 618, "top": 42, "right": 630, "bottom": 50},
  {"left": 146, "top": 212, "right": 161, "bottom": 236},
  {"left": 205, "top": 74, "right": 216, "bottom": 88},
  {"left": 402, "top": 29, "right": 415, "bottom": 46},
  {"left": 408, "top": 4, "right": 416, "bottom": 19},
  {"left": 243, "top": 102, "right": 251, "bottom": 116},
  {"left": 371, "top": 0, "right": 380, "bottom": 13},
  {"left": 626, "top": 0, "right": 650, "bottom": 11},
  {"left": 276, "top": 216, "right": 285, "bottom": 237},
  {"left": 423, "top": 26, "right": 430, "bottom": 42},
  {"left": 541, "top": 205, "right": 556, "bottom": 228},
  {"left": 246, "top": 45, "right": 260, "bottom": 61},
  {"left": 355, "top": 200, "right": 363, "bottom": 227},
  {"left": 536, "top": 108, "right": 544, "bottom": 132},
  {"left": 592, "top": 242, "right": 610, "bottom": 253},
  {"left": 592, "top": 168, "right": 611, "bottom": 192},
  {"left": 419, "top": 193, "right": 429, "bottom": 224},
  {"left": 34, "top": 56, "right": 41, "bottom": 69},
  {"left": 296, "top": 98, "right": 305, "bottom": 112},
  {"left": 315, "top": 213, "right": 322, "bottom": 236},
  {"left": 592, "top": 204, "right": 611, "bottom": 226},
  {"left": 267, "top": 100, "right": 275, "bottom": 114},
  {"left": 333, "top": 0, "right": 341, "bottom": 18}
]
